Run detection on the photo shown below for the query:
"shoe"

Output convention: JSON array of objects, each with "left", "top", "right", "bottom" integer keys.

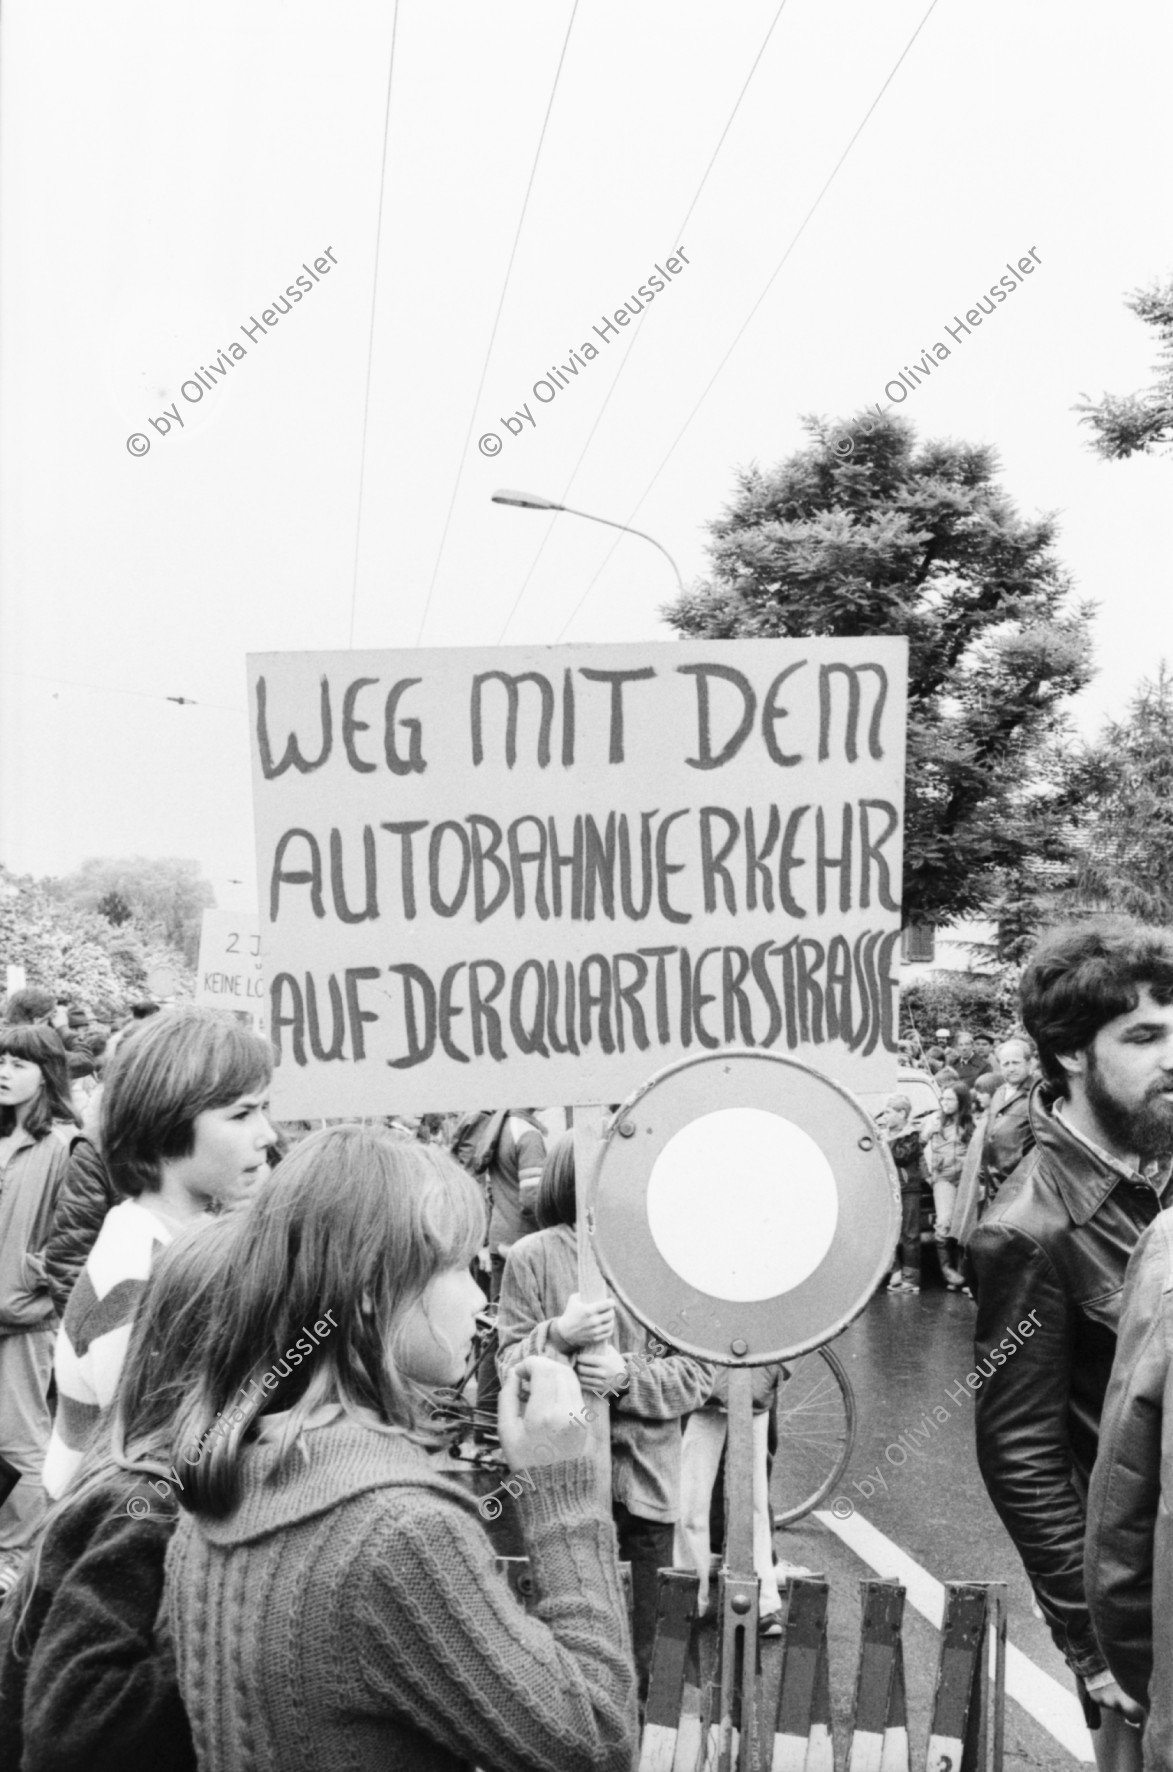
[
  {"left": 775, "top": 1560, "right": 816, "bottom": 1579},
  {"left": 942, "top": 1270, "right": 966, "bottom": 1291},
  {"left": 886, "top": 1271, "right": 904, "bottom": 1291},
  {"left": 759, "top": 1609, "right": 784, "bottom": 1636},
  {"left": 888, "top": 1280, "right": 920, "bottom": 1294}
]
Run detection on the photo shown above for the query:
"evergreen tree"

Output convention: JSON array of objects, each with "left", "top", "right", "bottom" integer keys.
[
  {"left": 665, "top": 410, "right": 1094, "bottom": 928},
  {"left": 1076, "top": 277, "right": 1173, "bottom": 460}
]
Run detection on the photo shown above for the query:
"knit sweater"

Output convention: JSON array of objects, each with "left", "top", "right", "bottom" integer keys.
[
  {"left": 165, "top": 1414, "right": 638, "bottom": 1772},
  {"left": 44, "top": 1200, "right": 175, "bottom": 1498},
  {"left": 0, "top": 1474, "right": 195, "bottom": 1772}
]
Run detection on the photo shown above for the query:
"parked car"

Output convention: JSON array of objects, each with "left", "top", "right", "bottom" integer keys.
[{"left": 857, "top": 1066, "right": 942, "bottom": 1128}]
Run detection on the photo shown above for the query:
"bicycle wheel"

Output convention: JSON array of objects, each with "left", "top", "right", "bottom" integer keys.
[{"left": 770, "top": 1344, "right": 856, "bottom": 1527}]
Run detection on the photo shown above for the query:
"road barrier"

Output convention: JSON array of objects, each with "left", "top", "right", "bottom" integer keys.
[{"left": 488, "top": 1560, "right": 1007, "bottom": 1772}]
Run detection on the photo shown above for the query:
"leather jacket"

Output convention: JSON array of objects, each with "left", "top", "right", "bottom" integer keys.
[
  {"left": 969, "top": 1084, "right": 1173, "bottom": 1679},
  {"left": 41, "top": 1137, "right": 118, "bottom": 1315},
  {"left": 1085, "top": 1209, "right": 1173, "bottom": 1729}
]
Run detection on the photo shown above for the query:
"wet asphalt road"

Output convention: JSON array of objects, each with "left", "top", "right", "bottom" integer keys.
[{"left": 772, "top": 1266, "right": 1092, "bottom": 1772}]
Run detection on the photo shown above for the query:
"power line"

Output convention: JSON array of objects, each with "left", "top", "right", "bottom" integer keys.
[
  {"left": 415, "top": 0, "right": 581, "bottom": 646},
  {"left": 496, "top": 0, "right": 792, "bottom": 643},
  {"left": 0, "top": 669, "right": 244, "bottom": 714},
  {"left": 347, "top": 0, "right": 401, "bottom": 648},
  {"left": 554, "top": 0, "right": 941, "bottom": 641}
]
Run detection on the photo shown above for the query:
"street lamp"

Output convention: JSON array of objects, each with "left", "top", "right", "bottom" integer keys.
[{"left": 491, "top": 489, "right": 685, "bottom": 598}]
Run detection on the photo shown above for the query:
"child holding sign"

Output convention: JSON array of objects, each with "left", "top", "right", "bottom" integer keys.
[{"left": 496, "top": 1133, "right": 714, "bottom": 1707}]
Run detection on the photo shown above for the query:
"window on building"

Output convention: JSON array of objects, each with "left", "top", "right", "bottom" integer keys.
[{"left": 902, "top": 923, "right": 936, "bottom": 963}]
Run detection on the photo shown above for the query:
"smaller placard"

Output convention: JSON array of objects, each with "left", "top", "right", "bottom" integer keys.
[{"left": 194, "top": 911, "right": 266, "bottom": 1024}]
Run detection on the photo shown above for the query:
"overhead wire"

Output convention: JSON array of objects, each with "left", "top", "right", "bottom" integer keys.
[
  {"left": 0, "top": 669, "right": 244, "bottom": 715},
  {"left": 496, "top": 0, "right": 793, "bottom": 644},
  {"left": 347, "top": 0, "right": 401, "bottom": 647},
  {"left": 553, "top": 0, "right": 942, "bottom": 641},
  {"left": 415, "top": 0, "right": 581, "bottom": 646}
]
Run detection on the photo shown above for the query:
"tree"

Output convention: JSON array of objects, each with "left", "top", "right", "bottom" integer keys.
[
  {"left": 96, "top": 889, "right": 132, "bottom": 926},
  {"left": 0, "top": 866, "right": 193, "bottom": 1007},
  {"left": 1076, "top": 277, "right": 1173, "bottom": 460},
  {"left": 1065, "top": 664, "right": 1173, "bottom": 922},
  {"left": 53, "top": 858, "right": 215, "bottom": 967},
  {"left": 664, "top": 410, "right": 1094, "bottom": 929},
  {"left": 901, "top": 972, "right": 1016, "bottom": 1045}
]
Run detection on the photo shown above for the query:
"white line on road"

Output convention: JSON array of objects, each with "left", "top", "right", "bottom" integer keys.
[{"left": 813, "top": 1507, "right": 1095, "bottom": 1763}]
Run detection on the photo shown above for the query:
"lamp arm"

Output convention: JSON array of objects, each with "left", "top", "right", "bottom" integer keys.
[{"left": 554, "top": 503, "right": 685, "bottom": 598}]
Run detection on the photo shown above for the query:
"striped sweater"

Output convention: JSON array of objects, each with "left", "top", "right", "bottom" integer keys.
[{"left": 43, "top": 1200, "right": 174, "bottom": 1498}]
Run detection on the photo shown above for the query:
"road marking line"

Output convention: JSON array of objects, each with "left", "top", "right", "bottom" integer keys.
[{"left": 812, "top": 1508, "right": 1095, "bottom": 1763}]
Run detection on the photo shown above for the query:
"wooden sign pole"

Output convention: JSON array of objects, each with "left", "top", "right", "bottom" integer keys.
[{"left": 573, "top": 1103, "right": 613, "bottom": 1483}]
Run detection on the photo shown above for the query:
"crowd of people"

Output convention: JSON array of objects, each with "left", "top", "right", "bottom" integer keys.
[
  {"left": 0, "top": 920, "right": 1171, "bottom": 1771},
  {"left": 880, "top": 1028, "right": 1037, "bottom": 1293}
]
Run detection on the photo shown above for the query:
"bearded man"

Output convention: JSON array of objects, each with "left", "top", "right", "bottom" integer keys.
[{"left": 969, "top": 919, "right": 1173, "bottom": 1772}]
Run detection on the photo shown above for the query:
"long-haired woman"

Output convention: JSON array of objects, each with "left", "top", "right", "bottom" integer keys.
[
  {"left": 922, "top": 1082, "right": 975, "bottom": 1289},
  {"left": 165, "top": 1124, "right": 637, "bottom": 1772},
  {"left": 0, "top": 1024, "right": 82, "bottom": 1593},
  {"left": 496, "top": 1131, "right": 715, "bottom": 1705},
  {"left": 0, "top": 1215, "right": 239, "bottom": 1771}
]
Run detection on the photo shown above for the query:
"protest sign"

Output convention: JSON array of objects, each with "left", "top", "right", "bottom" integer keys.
[
  {"left": 248, "top": 639, "right": 907, "bottom": 1116},
  {"left": 194, "top": 909, "right": 266, "bottom": 1025}
]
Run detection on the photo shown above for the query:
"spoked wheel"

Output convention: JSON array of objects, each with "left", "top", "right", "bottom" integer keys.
[{"left": 770, "top": 1344, "right": 856, "bottom": 1527}]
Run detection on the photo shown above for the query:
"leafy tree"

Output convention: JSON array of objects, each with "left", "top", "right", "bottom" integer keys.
[
  {"left": 53, "top": 857, "right": 214, "bottom": 966},
  {"left": 1076, "top": 277, "right": 1173, "bottom": 460},
  {"left": 0, "top": 866, "right": 193, "bottom": 1006},
  {"left": 665, "top": 410, "right": 1094, "bottom": 929},
  {"left": 1065, "top": 664, "right": 1173, "bottom": 922},
  {"left": 900, "top": 972, "right": 1016, "bottom": 1045},
  {"left": 96, "top": 889, "right": 132, "bottom": 926}
]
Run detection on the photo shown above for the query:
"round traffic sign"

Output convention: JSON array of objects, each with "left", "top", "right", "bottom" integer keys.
[
  {"left": 145, "top": 966, "right": 180, "bottom": 998},
  {"left": 587, "top": 1049, "right": 899, "bottom": 1364}
]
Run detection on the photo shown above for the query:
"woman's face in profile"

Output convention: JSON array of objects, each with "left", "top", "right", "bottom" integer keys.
[{"left": 397, "top": 1265, "right": 484, "bottom": 1386}]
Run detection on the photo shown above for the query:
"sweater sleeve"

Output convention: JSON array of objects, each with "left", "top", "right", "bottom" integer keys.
[
  {"left": 20, "top": 1501, "right": 195, "bottom": 1772},
  {"left": 344, "top": 1458, "right": 637, "bottom": 1772},
  {"left": 614, "top": 1352, "right": 714, "bottom": 1420},
  {"left": 496, "top": 1243, "right": 571, "bottom": 1377}
]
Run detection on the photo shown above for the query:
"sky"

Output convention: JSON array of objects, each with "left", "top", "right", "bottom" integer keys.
[{"left": 3, "top": 0, "right": 1172, "bottom": 914}]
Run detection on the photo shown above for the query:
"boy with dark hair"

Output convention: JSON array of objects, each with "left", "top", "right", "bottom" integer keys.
[
  {"left": 970, "top": 918, "right": 1173, "bottom": 1772},
  {"left": 44, "top": 1010, "right": 273, "bottom": 1497}
]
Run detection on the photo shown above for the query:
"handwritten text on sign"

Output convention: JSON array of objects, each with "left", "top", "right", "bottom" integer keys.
[
  {"left": 248, "top": 640, "right": 908, "bottom": 1114},
  {"left": 193, "top": 910, "right": 266, "bottom": 1016}
]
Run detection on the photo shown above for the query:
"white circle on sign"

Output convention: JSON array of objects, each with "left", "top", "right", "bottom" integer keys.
[{"left": 645, "top": 1108, "right": 838, "bottom": 1300}]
